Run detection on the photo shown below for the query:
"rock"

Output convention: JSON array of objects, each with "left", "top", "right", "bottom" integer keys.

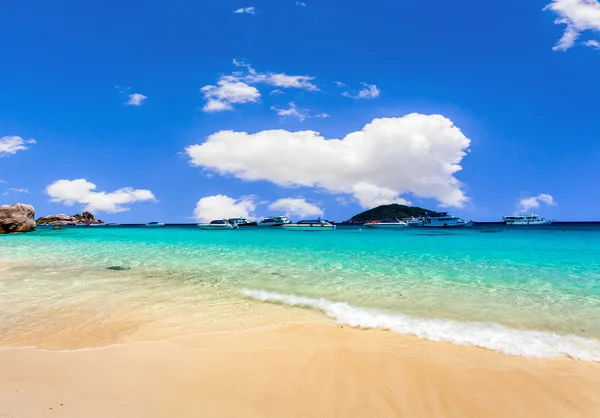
[
  {"left": 105, "top": 266, "right": 131, "bottom": 271},
  {"left": 52, "top": 225, "right": 62, "bottom": 230},
  {"left": 36, "top": 211, "right": 105, "bottom": 226},
  {"left": 0, "top": 203, "right": 36, "bottom": 234}
]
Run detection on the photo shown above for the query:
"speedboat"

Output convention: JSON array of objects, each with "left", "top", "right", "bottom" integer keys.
[
  {"left": 198, "top": 219, "right": 238, "bottom": 230},
  {"left": 145, "top": 222, "right": 165, "bottom": 227},
  {"left": 503, "top": 214, "right": 553, "bottom": 225},
  {"left": 89, "top": 223, "right": 108, "bottom": 227},
  {"left": 416, "top": 213, "right": 473, "bottom": 228},
  {"left": 227, "top": 217, "right": 258, "bottom": 227},
  {"left": 258, "top": 216, "right": 291, "bottom": 227},
  {"left": 282, "top": 219, "right": 335, "bottom": 231},
  {"left": 364, "top": 218, "right": 408, "bottom": 229}
]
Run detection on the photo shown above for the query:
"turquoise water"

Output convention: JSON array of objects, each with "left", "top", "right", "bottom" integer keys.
[{"left": 2, "top": 224, "right": 600, "bottom": 360}]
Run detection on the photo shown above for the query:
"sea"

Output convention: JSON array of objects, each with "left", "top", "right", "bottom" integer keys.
[{"left": 1, "top": 223, "right": 600, "bottom": 361}]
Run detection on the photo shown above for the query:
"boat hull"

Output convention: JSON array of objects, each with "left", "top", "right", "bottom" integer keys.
[
  {"left": 421, "top": 221, "right": 474, "bottom": 228},
  {"left": 364, "top": 223, "right": 407, "bottom": 229},
  {"left": 145, "top": 224, "right": 165, "bottom": 227},
  {"left": 198, "top": 225, "right": 236, "bottom": 230},
  {"left": 282, "top": 225, "right": 335, "bottom": 231},
  {"left": 504, "top": 220, "right": 553, "bottom": 226}
]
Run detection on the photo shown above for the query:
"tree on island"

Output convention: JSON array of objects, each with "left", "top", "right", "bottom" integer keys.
[{"left": 346, "top": 204, "right": 442, "bottom": 223}]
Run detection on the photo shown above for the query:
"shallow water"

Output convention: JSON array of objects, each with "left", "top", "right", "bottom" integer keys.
[{"left": 2, "top": 224, "right": 600, "bottom": 359}]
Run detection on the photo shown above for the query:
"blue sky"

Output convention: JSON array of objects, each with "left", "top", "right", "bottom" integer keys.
[{"left": 1, "top": 0, "right": 600, "bottom": 222}]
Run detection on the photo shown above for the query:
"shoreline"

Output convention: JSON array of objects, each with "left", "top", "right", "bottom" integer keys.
[{"left": 2, "top": 319, "right": 600, "bottom": 418}]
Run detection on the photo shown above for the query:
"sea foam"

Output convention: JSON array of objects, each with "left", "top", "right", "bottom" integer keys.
[{"left": 242, "top": 288, "right": 600, "bottom": 362}]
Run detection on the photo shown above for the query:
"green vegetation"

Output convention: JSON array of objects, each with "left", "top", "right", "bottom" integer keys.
[{"left": 347, "top": 204, "right": 441, "bottom": 223}]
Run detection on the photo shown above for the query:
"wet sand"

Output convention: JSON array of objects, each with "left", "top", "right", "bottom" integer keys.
[{"left": 1, "top": 310, "right": 600, "bottom": 418}]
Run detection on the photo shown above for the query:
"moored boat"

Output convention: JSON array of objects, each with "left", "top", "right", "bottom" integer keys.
[
  {"left": 258, "top": 215, "right": 291, "bottom": 227},
  {"left": 227, "top": 217, "right": 258, "bottom": 227},
  {"left": 145, "top": 221, "right": 165, "bottom": 227},
  {"left": 198, "top": 219, "right": 238, "bottom": 230},
  {"left": 503, "top": 214, "right": 553, "bottom": 225},
  {"left": 282, "top": 219, "right": 335, "bottom": 231},
  {"left": 364, "top": 218, "right": 408, "bottom": 229},
  {"left": 89, "top": 223, "right": 108, "bottom": 227},
  {"left": 414, "top": 213, "right": 473, "bottom": 228}
]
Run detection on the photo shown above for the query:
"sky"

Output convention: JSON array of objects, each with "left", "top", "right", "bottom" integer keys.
[{"left": 1, "top": 0, "right": 600, "bottom": 223}]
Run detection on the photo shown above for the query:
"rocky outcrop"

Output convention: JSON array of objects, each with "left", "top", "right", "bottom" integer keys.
[
  {"left": 0, "top": 203, "right": 36, "bottom": 234},
  {"left": 36, "top": 211, "right": 105, "bottom": 226}
]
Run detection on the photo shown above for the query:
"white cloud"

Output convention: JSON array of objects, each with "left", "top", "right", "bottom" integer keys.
[
  {"left": 234, "top": 7, "right": 255, "bottom": 14},
  {"left": 545, "top": 0, "right": 600, "bottom": 51},
  {"left": 200, "top": 61, "right": 319, "bottom": 112},
  {"left": 0, "top": 136, "right": 36, "bottom": 156},
  {"left": 126, "top": 93, "right": 147, "bottom": 106},
  {"left": 584, "top": 39, "right": 600, "bottom": 48},
  {"left": 296, "top": 2, "right": 306, "bottom": 6},
  {"left": 185, "top": 113, "right": 470, "bottom": 208},
  {"left": 271, "top": 102, "right": 309, "bottom": 121},
  {"left": 271, "top": 102, "right": 330, "bottom": 121},
  {"left": 269, "top": 198, "right": 323, "bottom": 219},
  {"left": 342, "top": 82, "right": 380, "bottom": 99},
  {"left": 518, "top": 194, "right": 557, "bottom": 213},
  {"left": 46, "top": 179, "right": 156, "bottom": 213},
  {"left": 3, "top": 188, "right": 30, "bottom": 196},
  {"left": 193, "top": 195, "right": 256, "bottom": 222},
  {"left": 334, "top": 81, "right": 345, "bottom": 87},
  {"left": 201, "top": 76, "right": 261, "bottom": 112},
  {"left": 232, "top": 59, "right": 318, "bottom": 91}
]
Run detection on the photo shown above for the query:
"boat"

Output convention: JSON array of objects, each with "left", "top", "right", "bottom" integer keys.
[
  {"left": 198, "top": 219, "right": 238, "bottom": 230},
  {"left": 108, "top": 223, "right": 121, "bottom": 227},
  {"left": 89, "top": 223, "right": 108, "bottom": 227},
  {"left": 282, "top": 219, "right": 335, "bottom": 231},
  {"left": 503, "top": 214, "right": 553, "bottom": 225},
  {"left": 145, "top": 222, "right": 165, "bottom": 227},
  {"left": 403, "top": 217, "right": 423, "bottom": 227},
  {"left": 414, "top": 212, "right": 473, "bottom": 228},
  {"left": 364, "top": 218, "right": 408, "bottom": 229},
  {"left": 227, "top": 217, "right": 258, "bottom": 227},
  {"left": 258, "top": 215, "right": 291, "bottom": 227}
]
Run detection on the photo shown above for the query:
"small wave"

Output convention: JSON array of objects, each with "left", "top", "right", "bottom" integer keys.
[{"left": 241, "top": 288, "right": 600, "bottom": 362}]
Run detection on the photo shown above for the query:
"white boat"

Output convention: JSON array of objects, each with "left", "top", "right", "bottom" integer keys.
[
  {"left": 198, "top": 219, "right": 238, "bottom": 230},
  {"left": 503, "top": 214, "right": 553, "bottom": 225},
  {"left": 364, "top": 218, "right": 408, "bottom": 229},
  {"left": 416, "top": 213, "right": 473, "bottom": 228},
  {"left": 145, "top": 222, "right": 165, "bottom": 227},
  {"left": 108, "top": 223, "right": 120, "bottom": 227},
  {"left": 282, "top": 219, "right": 335, "bottom": 231},
  {"left": 89, "top": 223, "right": 108, "bottom": 227},
  {"left": 403, "top": 217, "right": 423, "bottom": 227},
  {"left": 227, "top": 217, "right": 258, "bottom": 227},
  {"left": 258, "top": 216, "right": 291, "bottom": 227}
]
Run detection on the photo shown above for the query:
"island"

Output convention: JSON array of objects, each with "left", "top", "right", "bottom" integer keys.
[{"left": 344, "top": 203, "right": 441, "bottom": 223}]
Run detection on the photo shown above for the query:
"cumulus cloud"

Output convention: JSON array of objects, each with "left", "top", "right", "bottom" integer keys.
[
  {"left": 46, "top": 179, "right": 156, "bottom": 213},
  {"left": 271, "top": 102, "right": 309, "bottom": 121},
  {"left": 0, "top": 136, "right": 36, "bottom": 156},
  {"left": 342, "top": 83, "right": 380, "bottom": 99},
  {"left": 269, "top": 198, "right": 323, "bottom": 218},
  {"left": 271, "top": 102, "right": 330, "bottom": 121},
  {"left": 518, "top": 194, "right": 557, "bottom": 213},
  {"left": 234, "top": 7, "right": 255, "bottom": 14},
  {"left": 193, "top": 195, "right": 256, "bottom": 222},
  {"left": 185, "top": 113, "right": 470, "bottom": 208},
  {"left": 584, "top": 39, "right": 600, "bottom": 48},
  {"left": 201, "top": 76, "right": 261, "bottom": 112},
  {"left": 545, "top": 0, "right": 600, "bottom": 51},
  {"left": 126, "top": 93, "right": 147, "bottom": 106},
  {"left": 201, "top": 61, "right": 318, "bottom": 112}
]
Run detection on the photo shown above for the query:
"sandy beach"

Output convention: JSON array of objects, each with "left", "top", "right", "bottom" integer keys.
[{"left": 1, "top": 302, "right": 600, "bottom": 418}]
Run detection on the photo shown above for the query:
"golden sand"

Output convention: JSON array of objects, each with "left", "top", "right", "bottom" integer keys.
[{"left": 1, "top": 301, "right": 600, "bottom": 418}]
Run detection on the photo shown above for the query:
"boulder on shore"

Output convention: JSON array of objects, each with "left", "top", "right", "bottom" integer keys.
[
  {"left": 36, "top": 211, "right": 105, "bottom": 226},
  {"left": 0, "top": 203, "right": 36, "bottom": 234}
]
